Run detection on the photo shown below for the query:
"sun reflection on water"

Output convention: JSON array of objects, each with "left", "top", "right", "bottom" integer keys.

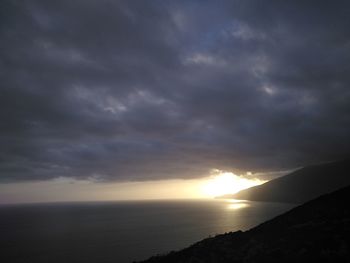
[
  {"left": 227, "top": 203, "right": 249, "bottom": 210},
  {"left": 225, "top": 199, "right": 250, "bottom": 210}
]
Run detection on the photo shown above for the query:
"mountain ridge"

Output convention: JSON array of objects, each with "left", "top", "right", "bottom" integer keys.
[{"left": 225, "top": 159, "right": 350, "bottom": 203}]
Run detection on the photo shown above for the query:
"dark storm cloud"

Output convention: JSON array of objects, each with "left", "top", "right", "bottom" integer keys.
[{"left": 1, "top": 0, "right": 350, "bottom": 182}]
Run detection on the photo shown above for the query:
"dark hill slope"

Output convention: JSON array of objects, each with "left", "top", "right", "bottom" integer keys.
[
  {"left": 138, "top": 185, "right": 350, "bottom": 263},
  {"left": 231, "top": 159, "right": 350, "bottom": 203}
]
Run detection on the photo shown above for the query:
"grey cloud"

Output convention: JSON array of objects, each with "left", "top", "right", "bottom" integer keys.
[{"left": 1, "top": 0, "right": 350, "bottom": 182}]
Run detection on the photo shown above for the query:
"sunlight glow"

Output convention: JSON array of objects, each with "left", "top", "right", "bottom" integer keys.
[
  {"left": 201, "top": 170, "right": 266, "bottom": 198},
  {"left": 0, "top": 170, "right": 268, "bottom": 204},
  {"left": 227, "top": 203, "right": 249, "bottom": 210},
  {"left": 225, "top": 199, "right": 250, "bottom": 210}
]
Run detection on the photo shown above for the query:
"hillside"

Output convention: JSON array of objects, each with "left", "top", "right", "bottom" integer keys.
[
  {"left": 138, "top": 184, "right": 350, "bottom": 263},
  {"left": 230, "top": 159, "right": 350, "bottom": 203}
]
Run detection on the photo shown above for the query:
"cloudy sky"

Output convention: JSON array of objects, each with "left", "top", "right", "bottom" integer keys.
[{"left": 1, "top": 1, "right": 350, "bottom": 202}]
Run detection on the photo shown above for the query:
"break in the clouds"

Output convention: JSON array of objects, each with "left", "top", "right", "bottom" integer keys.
[{"left": 1, "top": 0, "right": 350, "bottom": 182}]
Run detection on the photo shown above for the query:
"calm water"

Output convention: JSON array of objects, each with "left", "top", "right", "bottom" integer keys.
[{"left": 0, "top": 199, "right": 295, "bottom": 263}]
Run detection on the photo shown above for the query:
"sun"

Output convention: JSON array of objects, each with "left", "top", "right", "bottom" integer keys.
[{"left": 201, "top": 170, "right": 266, "bottom": 198}]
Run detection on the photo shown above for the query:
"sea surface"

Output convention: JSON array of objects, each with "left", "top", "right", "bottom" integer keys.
[{"left": 0, "top": 199, "right": 295, "bottom": 263}]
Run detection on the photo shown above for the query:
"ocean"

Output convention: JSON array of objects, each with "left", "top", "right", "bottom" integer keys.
[{"left": 0, "top": 199, "right": 295, "bottom": 263}]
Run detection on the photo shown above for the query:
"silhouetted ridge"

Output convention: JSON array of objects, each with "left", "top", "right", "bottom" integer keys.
[
  {"left": 230, "top": 159, "right": 350, "bottom": 203},
  {"left": 138, "top": 185, "right": 350, "bottom": 263}
]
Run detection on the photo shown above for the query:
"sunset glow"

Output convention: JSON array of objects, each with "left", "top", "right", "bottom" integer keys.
[
  {"left": 0, "top": 171, "right": 267, "bottom": 204},
  {"left": 201, "top": 170, "right": 266, "bottom": 198}
]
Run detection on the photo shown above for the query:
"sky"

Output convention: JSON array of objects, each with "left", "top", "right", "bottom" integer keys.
[{"left": 1, "top": 0, "right": 350, "bottom": 203}]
